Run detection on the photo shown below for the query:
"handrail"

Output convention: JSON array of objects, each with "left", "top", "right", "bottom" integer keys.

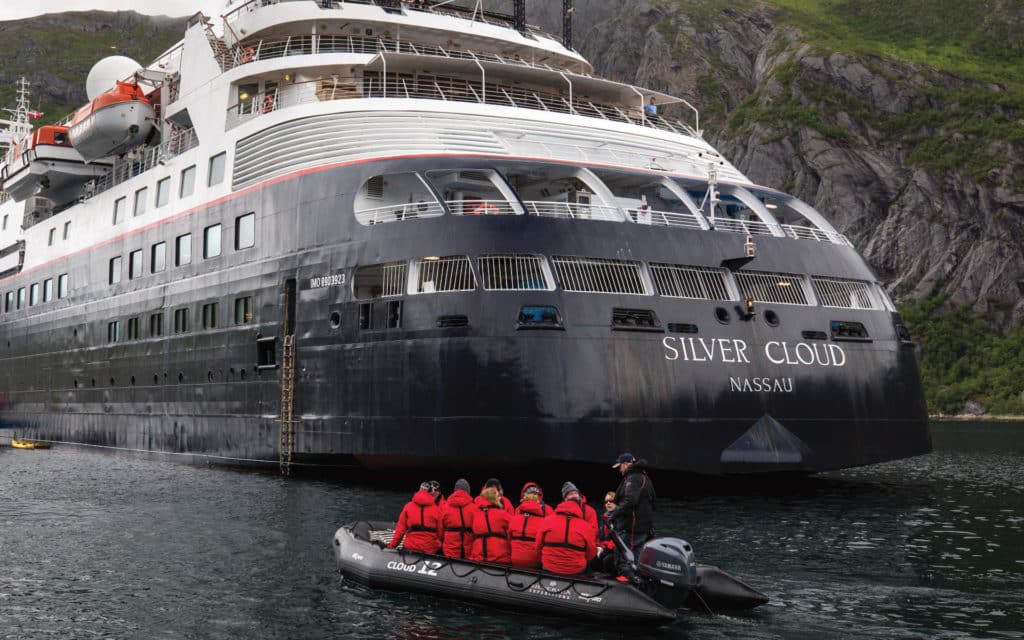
[
  {"left": 625, "top": 208, "right": 705, "bottom": 230},
  {"left": 522, "top": 201, "right": 622, "bottom": 222},
  {"left": 445, "top": 199, "right": 519, "bottom": 216},
  {"left": 226, "top": 75, "right": 701, "bottom": 140},
  {"left": 82, "top": 127, "right": 200, "bottom": 200},
  {"left": 354, "top": 200, "right": 445, "bottom": 224}
]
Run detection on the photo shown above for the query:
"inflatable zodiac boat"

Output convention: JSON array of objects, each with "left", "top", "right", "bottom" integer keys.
[{"left": 333, "top": 521, "right": 767, "bottom": 626}]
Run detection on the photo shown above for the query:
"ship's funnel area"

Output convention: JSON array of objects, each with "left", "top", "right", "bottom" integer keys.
[
  {"left": 86, "top": 56, "right": 141, "bottom": 100},
  {"left": 720, "top": 414, "right": 811, "bottom": 465}
]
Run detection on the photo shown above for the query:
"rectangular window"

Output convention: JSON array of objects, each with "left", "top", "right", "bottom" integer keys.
[
  {"left": 202, "top": 302, "right": 218, "bottom": 329},
  {"left": 129, "top": 249, "right": 143, "bottom": 280},
  {"left": 2, "top": 214, "right": 6, "bottom": 230},
  {"left": 57, "top": 274, "right": 68, "bottom": 299},
  {"left": 208, "top": 152, "right": 226, "bottom": 187},
  {"left": 180, "top": 165, "right": 196, "bottom": 198},
  {"left": 150, "top": 312, "right": 164, "bottom": 337},
  {"left": 173, "top": 307, "right": 190, "bottom": 333},
  {"left": 4, "top": 291, "right": 13, "bottom": 312},
  {"left": 43, "top": 278, "right": 53, "bottom": 302},
  {"left": 155, "top": 177, "right": 170, "bottom": 208},
  {"left": 127, "top": 317, "right": 140, "bottom": 340},
  {"left": 133, "top": 187, "right": 148, "bottom": 217},
  {"left": 235, "top": 212, "right": 255, "bottom": 250},
  {"left": 175, "top": 233, "right": 192, "bottom": 266},
  {"left": 151, "top": 241, "right": 166, "bottom": 273},
  {"left": 113, "top": 197, "right": 126, "bottom": 225},
  {"left": 63, "top": 220, "right": 71, "bottom": 240},
  {"left": 29, "top": 283, "right": 39, "bottom": 306},
  {"left": 203, "top": 224, "right": 221, "bottom": 259},
  {"left": 234, "top": 296, "right": 253, "bottom": 324},
  {"left": 48, "top": 228, "right": 56, "bottom": 246},
  {"left": 17, "top": 287, "right": 25, "bottom": 309},
  {"left": 109, "top": 256, "right": 123, "bottom": 284},
  {"left": 107, "top": 320, "right": 121, "bottom": 343}
]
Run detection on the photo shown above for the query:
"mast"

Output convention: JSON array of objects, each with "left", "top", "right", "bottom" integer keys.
[{"left": 0, "top": 78, "right": 34, "bottom": 160}]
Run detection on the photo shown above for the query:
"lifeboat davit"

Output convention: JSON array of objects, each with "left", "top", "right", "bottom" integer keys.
[
  {"left": 0, "top": 125, "right": 109, "bottom": 204},
  {"left": 68, "top": 81, "right": 155, "bottom": 162}
]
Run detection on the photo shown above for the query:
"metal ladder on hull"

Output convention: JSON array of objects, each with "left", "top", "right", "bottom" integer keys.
[{"left": 279, "top": 333, "right": 296, "bottom": 475}]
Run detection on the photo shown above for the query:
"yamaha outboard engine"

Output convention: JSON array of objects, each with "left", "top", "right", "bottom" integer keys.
[{"left": 636, "top": 537, "right": 699, "bottom": 609}]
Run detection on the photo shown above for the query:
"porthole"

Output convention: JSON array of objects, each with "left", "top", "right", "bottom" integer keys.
[
  {"left": 764, "top": 310, "right": 780, "bottom": 327},
  {"left": 715, "top": 307, "right": 731, "bottom": 324},
  {"left": 329, "top": 310, "right": 342, "bottom": 329}
]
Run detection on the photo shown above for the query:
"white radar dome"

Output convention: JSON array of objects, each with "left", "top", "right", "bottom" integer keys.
[{"left": 86, "top": 56, "right": 142, "bottom": 101}]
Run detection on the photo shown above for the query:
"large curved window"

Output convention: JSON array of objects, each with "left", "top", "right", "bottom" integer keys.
[
  {"left": 425, "top": 169, "right": 521, "bottom": 216},
  {"left": 551, "top": 256, "right": 648, "bottom": 295},
  {"left": 735, "top": 271, "right": 809, "bottom": 305},
  {"left": 412, "top": 256, "right": 476, "bottom": 293},
  {"left": 353, "top": 173, "right": 443, "bottom": 225},
  {"left": 477, "top": 254, "right": 553, "bottom": 291}
]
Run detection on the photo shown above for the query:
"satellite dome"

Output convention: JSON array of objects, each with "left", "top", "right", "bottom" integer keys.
[{"left": 86, "top": 56, "right": 141, "bottom": 101}]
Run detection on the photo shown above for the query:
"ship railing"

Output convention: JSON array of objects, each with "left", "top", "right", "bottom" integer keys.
[
  {"left": 229, "top": 34, "right": 584, "bottom": 76},
  {"left": 707, "top": 217, "right": 780, "bottom": 237},
  {"left": 222, "top": 0, "right": 562, "bottom": 45},
  {"left": 782, "top": 223, "right": 851, "bottom": 245},
  {"left": 354, "top": 201, "right": 445, "bottom": 224},
  {"left": 84, "top": 127, "right": 200, "bottom": 200},
  {"left": 523, "top": 201, "right": 623, "bottom": 222},
  {"left": 625, "top": 208, "right": 707, "bottom": 230},
  {"left": 226, "top": 76, "right": 700, "bottom": 139},
  {"left": 444, "top": 199, "right": 520, "bottom": 216}
]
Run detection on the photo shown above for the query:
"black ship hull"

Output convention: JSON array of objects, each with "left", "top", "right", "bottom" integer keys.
[{"left": 0, "top": 156, "right": 931, "bottom": 474}]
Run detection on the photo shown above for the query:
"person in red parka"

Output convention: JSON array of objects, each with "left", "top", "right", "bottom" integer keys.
[
  {"left": 428, "top": 480, "right": 447, "bottom": 513},
  {"left": 520, "top": 481, "right": 550, "bottom": 517},
  {"left": 535, "top": 481, "right": 596, "bottom": 575},
  {"left": 508, "top": 484, "right": 545, "bottom": 568},
  {"left": 388, "top": 481, "right": 443, "bottom": 554},
  {"left": 470, "top": 486, "right": 512, "bottom": 563},
  {"left": 579, "top": 493, "right": 599, "bottom": 540},
  {"left": 441, "top": 478, "right": 478, "bottom": 559}
]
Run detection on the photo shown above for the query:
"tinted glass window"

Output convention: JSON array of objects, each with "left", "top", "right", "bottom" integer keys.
[
  {"left": 151, "top": 242, "right": 166, "bottom": 272},
  {"left": 235, "top": 212, "right": 255, "bottom": 250},
  {"left": 156, "top": 177, "right": 171, "bottom": 207},
  {"left": 208, "top": 152, "right": 226, "bottom": 187},
  {"left": 176, "top": 234, "right": 192, "bottom": 266},
  {"left": 204, "top": 224, "right": 221, "bottom": 259},
  {"left": 180, "top": 165, "right": 196, "bottom": 198}
]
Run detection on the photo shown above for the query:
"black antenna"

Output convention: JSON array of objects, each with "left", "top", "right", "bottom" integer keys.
[
  {"left": 562, "top": 0, "right": 573, "bottom": 49},
  {"left": 513, "top": 0, "right": 526, "bottom": 35}
]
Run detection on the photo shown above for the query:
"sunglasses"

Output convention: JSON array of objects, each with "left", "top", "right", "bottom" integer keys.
[{"left": 604, "top": 500, "right": 615, "bottom": 504}]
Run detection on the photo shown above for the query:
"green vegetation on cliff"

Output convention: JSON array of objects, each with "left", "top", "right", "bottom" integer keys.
[{"left": 901, "top": 299, "right": 1024, "bottom": 416}]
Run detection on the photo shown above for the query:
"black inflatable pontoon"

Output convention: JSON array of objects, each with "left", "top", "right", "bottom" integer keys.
[{"left": 333, "top": 521, "right": 767, "bottom": 626}]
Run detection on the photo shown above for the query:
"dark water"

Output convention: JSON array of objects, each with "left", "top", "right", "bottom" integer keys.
[{"left": 1, "top": 422, "right": 1022, "bottom": 639}]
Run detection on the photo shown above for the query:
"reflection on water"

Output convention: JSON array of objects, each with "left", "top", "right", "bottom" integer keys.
[{"left": 0, "top": 422, "right": 1021, "bottom": 639}]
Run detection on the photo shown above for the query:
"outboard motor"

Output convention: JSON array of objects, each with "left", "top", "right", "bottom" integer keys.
[{"left": 635, "top": 537, "right": 699, "bottom": 610}]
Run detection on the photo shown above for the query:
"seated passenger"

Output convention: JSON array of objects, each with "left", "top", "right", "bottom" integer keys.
[
  {"left": 520, "top": 481, "right": 549, "bottom": 516},
  {"left": 535, "top": 482, "right": 596, "bottom": 576},
  {"left": 579, "top": 492, "right": 599, "bottom": 538},
  {"left": 388, "top": 481, "right": 443, "bottom": 554},
  {"left": 428, "top": 480, "right": 447, "bottom": 512},
  {"left": 509, "top": 484, "right": 545, "bottom": 569},
  {"left": 591, "top": 492, "right": 618, "bottom": 573},
  {"left": 484, "top": 477, "right": 515, "bottom": 515},
  {"left": 441, "top": 478, "right": 478, "bottom": 559},
  {"left": 470, "top": 486, "right": 512, "bottom": 563}
]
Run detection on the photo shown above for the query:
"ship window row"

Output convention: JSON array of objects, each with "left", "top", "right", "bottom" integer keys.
[
  {"left": 354, "top": 255, "right": 888, "bottom": 310},
  {"left": 3, "top": 274, "right": 69, "bottom": 313},
  {"left": 106, "top": 213, "right": 255, "bottom": 285},
  {"left": 43, "top": 221, "right": 73, "bottom": 248},
  {"left": 110, "top": 151, "right": 227, "bottom": 226},
  {"left": 105, "top": 296, "right": 253, "bottom": 344},
  {"left": 351, "top": 168, "right": 848, "bottom": 245}
]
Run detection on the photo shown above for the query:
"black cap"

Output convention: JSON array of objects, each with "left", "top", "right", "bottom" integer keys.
[
  {"left": 454, "top": 478, "right": 471, "bottom": 493},
  {"left": 484, "top": 478, "right": 502, "bottom": 489},
  {"left": 612, "top": 453, "right": 636, "bottom": 469}
]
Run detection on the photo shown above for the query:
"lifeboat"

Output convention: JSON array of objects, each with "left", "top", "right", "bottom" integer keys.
[
  {"left": 68, "top": 81, "right": 155, "bottom": 162},
  {"left": 0, "top": 125, "right": 109, "bottom": 204},
  {"left": 10, "top": 438, "right": 51, "bottom": 450}
]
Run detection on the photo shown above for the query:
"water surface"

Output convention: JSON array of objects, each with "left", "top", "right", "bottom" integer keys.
[{"left": 1, "top": 422, "right": 1021, "bottom": 638}]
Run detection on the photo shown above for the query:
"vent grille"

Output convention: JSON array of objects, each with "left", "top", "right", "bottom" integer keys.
[
  {"left": 649, "top": 263, "right": 732, "bottom": 300},
  {"left": 612, "top": 308, "right": 661, "bottom": 331},
  {"left": 811, "top": 277, "right": 880, "bottom": 310},
  {"left": 735, "top": 271, "right": 809, "bottom": 305},
  {"left": 477, "top": 254, "right": 551, "bottom": 291},
  {"left": 437, "top": 315, "right": 469, "bottom": 328},
  {"left": 365, "top": 175, "right": 384, "bottom": 199},
  {"left": 552, "top": 256, "right": 648, "bottom": 295},
  {"left": 414, "top": 256, "right": 476, "bottom": 293},
  {"left": 668, "top": 323, "right": 699, "bottom": 334}
]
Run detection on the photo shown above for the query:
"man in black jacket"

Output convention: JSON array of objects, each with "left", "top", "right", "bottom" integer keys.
[{"left": 611, "top": 452, "right": 656, "bottom": 580}]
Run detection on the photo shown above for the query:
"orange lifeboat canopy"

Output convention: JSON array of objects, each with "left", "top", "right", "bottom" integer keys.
[
  {"left": 30, "top": 125, "right": 73, "bottom": 149},
  {"left": 68, "top": 81, "right": 156, "bottom": 162}
]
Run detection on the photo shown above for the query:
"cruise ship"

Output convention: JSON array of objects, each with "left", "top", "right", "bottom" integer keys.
[{"left": 0, "top": 0, "right": 931, "bottom": 475}]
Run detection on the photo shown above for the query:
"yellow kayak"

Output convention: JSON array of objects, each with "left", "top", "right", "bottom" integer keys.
[{"left": 10, "top": 439, "right": 51, "bottom": 450}]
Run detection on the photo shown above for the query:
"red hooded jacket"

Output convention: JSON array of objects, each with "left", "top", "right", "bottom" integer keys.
[
  {"left": 469, "top": 496, "right": 512, "bottom": 563},
  {"left": 440, "top": 490, "right": 478, "bottom": 559},
  {"left": 508, "top": 500, "right": 544, "bottom": 568},
  {"left": 535, "top": 500, "right": 596, "bottom": 575},
  {"left": 388, "top": 489, "right": 443, "bottom": 554}
]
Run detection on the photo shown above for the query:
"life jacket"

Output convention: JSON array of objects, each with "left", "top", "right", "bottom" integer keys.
[
  {"left": 536, "top": 500, "right": 596, "bottom": 575},
  {"left": 441, "top": 490, "right": 477, "bottom": 559},
  {"left": 469, "top": 495, "right": 512, "bottom": 563},
  {"left": 509, "top": 500, "right": 544, "bottom": 568},
  {"left": 388, "top": 489, "right": 442, "bottom": 554}
]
